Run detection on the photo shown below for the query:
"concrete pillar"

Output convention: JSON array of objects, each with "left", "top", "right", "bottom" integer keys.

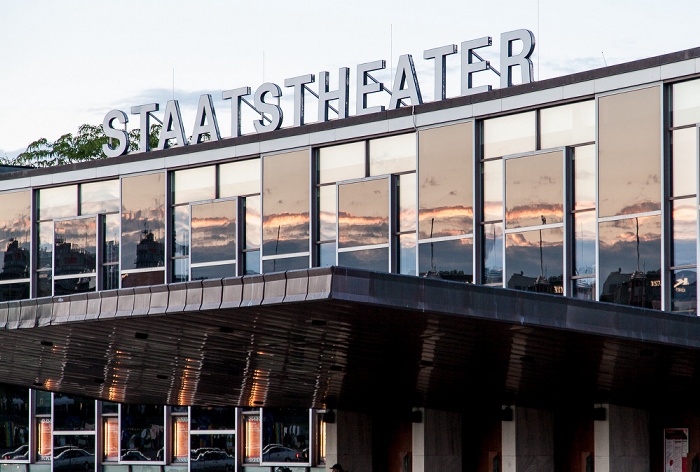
[
  {"left": 502, "top": 406, "right": 554, "bottom": 472},
  {"left": 411, "top": 408, "right": 462, "bottom": 472},
  {"left": 594, "top": 403, "right": 650, "bottom": 472},
  {"left": 326, "top": 410, "right": 373, "bottom": 472}
]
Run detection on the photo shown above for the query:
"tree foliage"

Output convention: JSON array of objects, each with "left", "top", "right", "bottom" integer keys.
[{"left": 0, "top": 123, "right": 161, "bottom": 168}]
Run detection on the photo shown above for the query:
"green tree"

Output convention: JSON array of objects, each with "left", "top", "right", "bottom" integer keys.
[{"left": 0, "top": 123, "right": 161, "bottom": 168}]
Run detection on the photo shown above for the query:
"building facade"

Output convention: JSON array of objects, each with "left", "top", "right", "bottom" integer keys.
[{"left": 0, "top": 44, "right": 700, "bottom": 472}]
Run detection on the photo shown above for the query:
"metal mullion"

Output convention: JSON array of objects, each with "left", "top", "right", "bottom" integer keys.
[
  {"left": 473, "top": 120, "right": 483, "bottom": 285},
  {"left": 501, "top": 155, "right": 506, "bottom": 288},
  {"left": 564, "top": 147, "right": 572, "bottom": 297},
  {"left": 662, "top": 84, "right": 670, "bottom": 311},
  {"left": 696, "top": 124, "right": 700, "bottom": 313},
  {"left": 165, "top": 171, "right": 173, "bottom": 283},
  {"left": 503, "top": 223, "right": 563, "bottom": 234},
  {"left": 188, "top": 204, "right": 193, "bottom": 282},
  {"left": 594, "top": 95, "right": 600, "bottom": 301},
  {"left": 311, "top": 149, "right": 320, "bottom": 267},
  {"left": 390, "top": 175, "right": 398, "bottom": 273}
]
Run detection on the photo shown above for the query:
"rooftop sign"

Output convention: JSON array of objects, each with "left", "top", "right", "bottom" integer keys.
[{"left": 103, "top": 29, "right": 535, "bottom": 157}]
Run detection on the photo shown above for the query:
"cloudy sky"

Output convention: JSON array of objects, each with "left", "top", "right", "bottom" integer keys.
[{"left": 1, "top": 0, "right": 699, "bottom": 157}]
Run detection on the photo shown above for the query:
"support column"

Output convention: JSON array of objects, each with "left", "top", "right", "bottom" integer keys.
[
  {"left": 411, "top": 408, "right": 462, "bottom": 472},
  {"left": 594, "top": 403, "right": 650, "bottom": 472},
  {"left": 325, "top": 410, "right": 373, "bottom": 472},
  {"left": 502, "top": 406, "right": 554, "bottom": 472}
]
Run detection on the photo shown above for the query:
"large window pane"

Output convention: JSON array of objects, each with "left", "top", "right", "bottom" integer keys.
[
  {"left": 0, "top": 191, "right": 30, "bottom": 281},
  {"left": 318, "top": 142, "right": 365, "bottom": 184},
  {"left": 262, "top": 256, "right": 309, "bottom": 272},
  {"left": 121, "top": 270, "right": 164, "bottom": 288},
  {"left": 52, "top": 436, "right": 95, "bottom": 472},
  {"left": 418, "top": 123, "right": 473, "bottom": 239},
  {"left": 599, "top": 215, "right": 661, "bottom": 308},
  {"left": 220, "top": 158, "right": 261, "bottom": 198},
  {"left": 505, "top": 151, "right": 563, "bottom": 229},
  {"left": 53, "top": 394, "right": 95, "bottom": 432},
  {"left": 190, "top": 435, "right": 236, "bottom": 472},
  {"left": 673, "top": 79, "right": 700, "bottom": 127},
  {"left": 262, "top": 151, "right": 309, "bottom": 256},
  {"left": 540, "top": 101, "right": 595, "bottom": 148},
  {"left": 369, "top": 134, "right": 415, "bottom": 176},
  {"left": 121, "top": 173, "right": 165, "bottom": 270},
  {"left": 598, "top": 86, "right": 661, "bottom": 217},
  {"left": 261, "top": 408, "right": 309, "bottom": 464},
  {"left": 80, "top": 180, "right": 119, "bottom": 215},
  {"left": 192, "top": 200, "right": 236, "bottom": 264},
  {"left": 419, "top": 238, "right": 473, "bottom": 282},
  {"left": 672, "top": 128, "right": 697, "bottom": 197},
  {"left": 191, "top": 264, "right": 236, "bottom": 280},
  {"left": 338, "top": 179, "right": 389, "bottom": 248},
  {"left": 173, "top": 166, "right": 215, "bottom": 204},
  {"left": 483, "top": 112, "right": 536, "bottom": 159},
  {"left": 483, "top": 159, "right": 503, "bottom": 223},
  {"left": 573, "top": 145, "right": 596, "bottom": 211},
  {"left": 672, "top": 198, "right": 697, "bottom": 267},
  {"left": 505, "top": 227, "right": 564, "bottom": 294},
  {"left": 38, "top": 185, "right": 77, "bottom": 220},
  {"left": 0, "top": 386, "right": 29, "bottom": 459},
  {"left": 120, "top": 405, "right": 164, "bottom": 461},
  {"left": 191, "top": 407, "right": 236, "bottom": 431},
  {"left": 55, "top": 219, "right": 97, "bottom": 276}
]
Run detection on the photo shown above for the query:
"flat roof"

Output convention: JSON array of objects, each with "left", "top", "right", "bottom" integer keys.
[{"left": 2, "top": 267, "right": 699, "bottom": 410}]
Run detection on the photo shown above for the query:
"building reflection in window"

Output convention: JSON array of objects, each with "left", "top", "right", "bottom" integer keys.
[
  {"left": 190, "top": 407, "right": 236, "bottom": 472},
  {"left": 0, "top": 191, "right": 30, "bottom": 301},
  {"left": 419, "top": 238, "right": 473, "bottom": 283},
  {"left": 505, "top": 228, "right": 564, "bottom": 295},
  {"left": 599, "top": 216, "right": 661, "bottom": 308}
]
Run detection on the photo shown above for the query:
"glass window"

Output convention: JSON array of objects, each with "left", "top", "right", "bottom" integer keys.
[
  {"left": 318, "top": 142, "right": 365, "bottom": 184},
  {"left": 191, "top": 407, "right": 236, "bottom": 431},
  {"left": 244, "top": 251, "right": 260, "bottom": 275},
  {"left": 173, "top": 258, "right": 189, "bottom": 283},
  {"left": 318, "top": 186, "right": 336, "bottom": 242},
  {"left": 36, "top": 391, "right": 52, "bottom": 415},
  {"left": 483, "top": 223, "right": 503, "bottom": 285},
  {"left": 37, "top": 418, "right": 51, "bottom": 461},
  {"left": 418, "top": 123, "right": 473, "bottom": 239},
  {"left": 103, "top": 214, "right": 120, "bottom": 264},
  {"left": 262, "top": 256, "right": 309, "bottom": 273},
  {"left": 261, "top": 408, "right": 309, "bottom": 464},
  {"left": 398, "top": 174, "right": 416, "bottom": 233},
  {"left": 573, "top": 211, "right": 596, "bottom": 277},
  {"left": 220, "top": 158, "right": 260, "bottom": 197},
  {"left": 52, "top": 435, "right": 95, "bottom": 472},
  {"left": 172, "top": 417, "right": 188, "bottom": 463},
  {"left": 338, "top": 248, "right": 389, "bottom": 272},
  {"left": 121, "top": 173, "right": 165, "bottom": 271},
  {"left": 483, "top": 112, "right": 536, "bottom": 159},
  {"left": 245, "top": 195, "right": 261, "bottom": 251},
  {"left": 0, "top": 191, "right": 30, "bottom": 287},
  {"left": 540, "top": 101, "right": 595, "bottom": 148},
  {"left": 318, "top": 242, "right": 335, "bottom": 267},
  {"left": 598, "top": 86, "right": 661, "bottom": 217},
  {"left": 172, "top": 206, "right": 190, "bottom": 258},
  {"left": 80, "top": 180, "right": 119, "bottom": 215},
  {"left": 38, "top": 185, "right": 77, "bottom": 220},
  {"left": 244, "top": 413, "right": 261, "bottom": 463},
  {"left": 121, "top": 270, "right": 164, "bottom": 288},
  {"left": 338, "top": 178, "right": 389, "bottom": 248},
  {"left": 599, "top": 215, "right": 661, "bottom": 308},
  {"left": 54, "top": 219, "right": 97, "bottom": 276},
  {"left": 671, "top": 268, "right": 697, "bottom": 315},
  {"left": 192, "top": 264, "right": 236, "bottom": 280},
  {"left": 572, "top": 278, "right": 596, "bottom": 301},
  {"left": 369, "top": 134, "right": 415, "bottom": 176},
  {"left": 262, "top": 151, "right": 310, "bottom": 256},
  {"left": 190, "top": 434, "right": 235, "bottom": 470},
  {"left": 399, "top": 234, "right": 416, "bottom": 276},
  {"left": 482, "top": 159, "right": 503, "bottom": 223},
  {"left": 191, "top": 200, "right": 236, "bottom": 264},
  {"left": 173, "top": 166, "right": 216, "bottom": 204},
  {"left": 0, "top": 386, "right": 29, "bottom": 460},
  {"left": 53, "top": 394, "right": 95, "bottom": 432},
  {"left": 672, "top": 128, "right": 697, "bottom": 197},
  {"left": 573, "top": 145, "right": 596, "bottom": 211},
  {"left": 673, "top": 79, "right": 700, "bottom": 127},
  {"left": 120, "top": 404, "right": 164, "bottom": 461},
  {"left": 419, "top": 238, "right": 473, "bottom": 282},
  {"left": 505, "top": 151, "right": 563, "bottom": 229},
  {"left": 104, "top": 417, "right": 119, "bottom": 461},
  {"left": 672, "top": 197, "right": 697, "bottom": 267},
  {"left": 505, "top": 227, "right": 564, "bottom": 295}
]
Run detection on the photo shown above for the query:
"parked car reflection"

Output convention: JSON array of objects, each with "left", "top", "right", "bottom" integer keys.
[
  {"left": 262, "top": 444, "right": 301, "bottom": 462},
  {"left": 52, "top": 448, "right": 94, "bottom": 472},
  {"left": 191, "top": 449, "right": 235, "bottom": 472},
  {"left": 120, "top": 450, "right": 150, "bottom": 461},
  {"left": 1, "top": 445, "right": 28, "bottom": 460}
]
